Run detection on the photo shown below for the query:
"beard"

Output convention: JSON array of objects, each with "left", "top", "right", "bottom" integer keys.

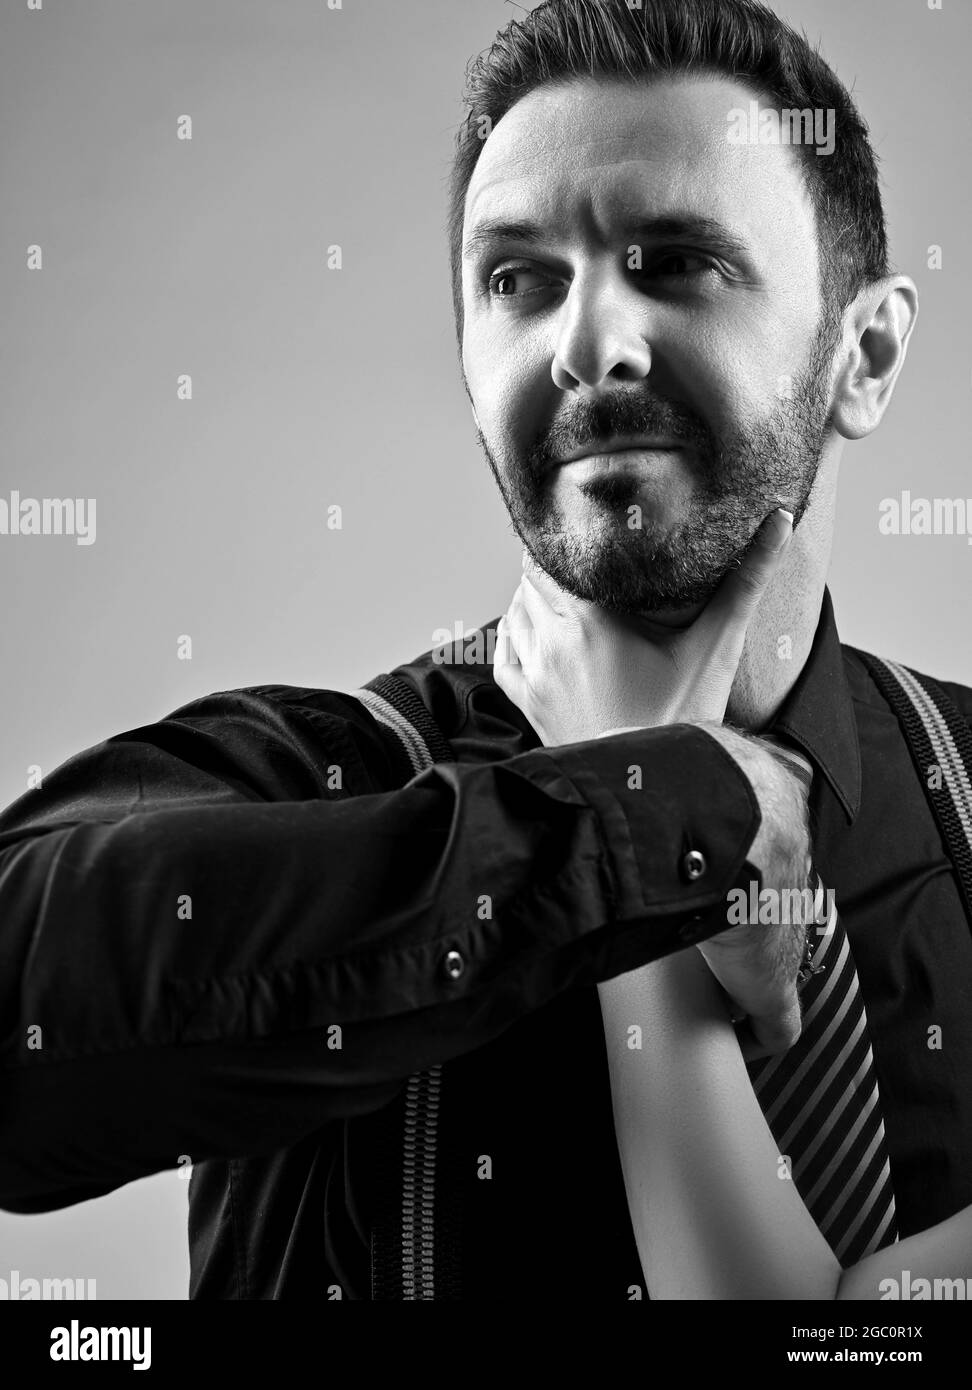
[{"left": 475, "top": 323, "right": 838, "bottom": 616}]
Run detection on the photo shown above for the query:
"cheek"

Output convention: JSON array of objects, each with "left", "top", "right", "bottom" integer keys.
[
  {"left": 674, "top": 322, "right": 797, "bottom": 434},
  {"left": 462, "top": 317, "right": 500, "bottom": 419},
  {"left": 667, "top": 332, "right": 742, "bottom": 430},
  {"left": 464, "top": 324, "right": 547, "bottom": 443}
]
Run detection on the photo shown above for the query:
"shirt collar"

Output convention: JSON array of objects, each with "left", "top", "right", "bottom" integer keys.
[
  {"left": 769, "top": 585, "right": 861, "bottom": 825},
  {"left": 405, "top": 585, "right": 861, "bottom": 825}
]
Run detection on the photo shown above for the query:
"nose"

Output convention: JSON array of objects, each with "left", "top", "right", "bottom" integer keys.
[{"left": 550, "top": 267, "right": 653, "bottom": 394}]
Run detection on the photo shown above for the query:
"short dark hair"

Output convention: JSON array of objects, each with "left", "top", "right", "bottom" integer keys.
[{"left": 448, "top": 0, "right": 890, "bottom": 348}]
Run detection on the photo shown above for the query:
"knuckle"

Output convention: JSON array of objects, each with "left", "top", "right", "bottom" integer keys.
[{"left": 760, "top": 1009, "right": 802, "bottom": 1054}]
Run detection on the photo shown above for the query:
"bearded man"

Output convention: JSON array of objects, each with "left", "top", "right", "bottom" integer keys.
[{"left": 1, "top": 0, "right": 969, "bottom": 1303}]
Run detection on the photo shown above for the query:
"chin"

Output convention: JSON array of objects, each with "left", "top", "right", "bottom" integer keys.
[
  {"left": 557, "top": 566, "right": 721, "bottom": 618},
  {"left": 631, "top": 596, "right": 709, "bottom": 626}
]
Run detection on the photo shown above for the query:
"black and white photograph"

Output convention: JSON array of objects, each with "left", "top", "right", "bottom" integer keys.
[{"left": 0, "top": 0, "right": 969, "bottom": 1362}]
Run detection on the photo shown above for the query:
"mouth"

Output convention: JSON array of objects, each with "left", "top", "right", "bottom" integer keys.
[{"left": 553, "top": 436, "right": 685, "bottom": 466}]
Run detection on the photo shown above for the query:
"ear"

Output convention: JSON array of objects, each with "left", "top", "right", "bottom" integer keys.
[{"left": 831, "top": 276, "right": 919, "bottom": 441}]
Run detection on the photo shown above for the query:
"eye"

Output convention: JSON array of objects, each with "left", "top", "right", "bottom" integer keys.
[
  {"left": 487, "top": 266, "right": 553, "bottom": 298},
  {"left": 641, "top": 251, "right": 718, "bottom": 280}
]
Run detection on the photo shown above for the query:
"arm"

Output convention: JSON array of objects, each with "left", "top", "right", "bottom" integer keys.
[
  {"left": 0, "top": 685, "right": 757, "bottom": 1212},
  {"left": 598, "top": 950, "right": 972, "bottom": 1299}
]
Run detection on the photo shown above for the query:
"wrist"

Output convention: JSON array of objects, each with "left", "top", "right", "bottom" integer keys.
[{"left": 601, "top": 950, "right": 733, "bottom": 1050}]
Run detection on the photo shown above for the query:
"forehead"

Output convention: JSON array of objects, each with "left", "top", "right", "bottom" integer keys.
[{"left": 463, "top": 75, "right": 816, "bottom": 262}]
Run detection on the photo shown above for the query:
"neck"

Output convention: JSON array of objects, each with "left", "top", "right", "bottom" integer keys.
[
  {"left": 630, "top": 464, "right": 837, "bottom": 731},
  {"left": 726, "top": 472, "right": 836, "bottom": 731},
  {"left": 723, "top": 561, "right": 827, "bottom": 731}
]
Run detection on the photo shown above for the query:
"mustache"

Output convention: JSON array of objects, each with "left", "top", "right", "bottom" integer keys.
[{"left": 525, "top": 391, "right": 715, "bottom": 472}]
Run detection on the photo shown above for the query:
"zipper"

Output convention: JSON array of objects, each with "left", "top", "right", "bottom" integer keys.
[{"left": 401, "top": 1066, "right": 442, "bottom": 1299}]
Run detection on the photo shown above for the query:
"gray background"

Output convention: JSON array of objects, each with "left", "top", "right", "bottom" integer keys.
[{"left": 1, "top": 0, "right": 968, "bottom": 1299}]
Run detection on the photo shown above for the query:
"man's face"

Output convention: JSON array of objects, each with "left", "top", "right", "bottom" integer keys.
[{"left": 460, "top": 76, "right": 839, "bottom": 616}]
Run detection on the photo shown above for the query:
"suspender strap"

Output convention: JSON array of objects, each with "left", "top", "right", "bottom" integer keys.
[
  {"left": 349, "top": 672, "right": 463, "bottom": 1300},
  {"left": 851, "top": 650, "right": 972, "bottom": 939}
]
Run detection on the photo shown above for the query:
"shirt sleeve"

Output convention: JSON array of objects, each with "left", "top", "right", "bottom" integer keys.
[{"left": 0, "top": 684, "right": 759, "bottom": 1211}]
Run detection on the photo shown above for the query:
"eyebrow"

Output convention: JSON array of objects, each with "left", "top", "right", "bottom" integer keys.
[{"left": 462, "top": 213, "right": 752, "bottom": 262}]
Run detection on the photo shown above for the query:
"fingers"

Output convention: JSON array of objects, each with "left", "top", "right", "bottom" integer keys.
[
  {"left": 521, "top": 551, "right": 575, "bottom": 617},
  {"left": 492, "top": 589, "right": 535, "bottom": 701},
  {"left": 518, "top": 568, "right": 559, "bottom": 630},
  {"left": 735, "top": 988, "right": 803, "bottom": 1058},
  {"left": 507, "top": 585, "right": 534, "bottom": 659},
  {"left": 706, "top": 963, "right": 803, "bottom": 1060},
  {"left": 734, "top": 1018, "right": 783, "bottom": 1063},
  {"left": 492, "top": 613, "right": 524, "bottom": 699},
  {"left": 497, "top": 578, "right": 543, "bottom": 668},
  {"left": 696, "top": 508, "right": 793, "bottom": 652}
]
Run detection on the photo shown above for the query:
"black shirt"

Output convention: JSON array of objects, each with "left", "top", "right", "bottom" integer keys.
[{"left": 0, "top": 587, "right": 970, "bottom": 1298}]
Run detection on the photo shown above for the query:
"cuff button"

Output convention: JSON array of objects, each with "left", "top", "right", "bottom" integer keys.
[
  {"left": 682, "top": 849, "right": 707, "bottom": 881},
  {"left": 442, "top": 949, "right": 465, "bottom": 981}
]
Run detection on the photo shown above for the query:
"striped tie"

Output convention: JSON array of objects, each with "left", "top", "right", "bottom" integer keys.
[{"left": 745, "top": 749, "right": 898, "bottom": 1266}]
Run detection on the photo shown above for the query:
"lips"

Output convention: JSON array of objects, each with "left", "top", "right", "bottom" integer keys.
[{"left": 555, "top": 436, "right": 684, "bottom": 464}]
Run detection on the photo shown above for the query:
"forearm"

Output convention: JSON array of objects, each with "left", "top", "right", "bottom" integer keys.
[
  {"left": 0, "top": 692, "right": 758, "bottom": 1209},
  {"left": 598, "top": 948, "right": 843, "bottom": 1299},
  {"left": 836, "top": 1206, "right": 972, "bottom": 1299},
  {"left": 0, "top": 731, "right": 753, "bottom": 1067}
]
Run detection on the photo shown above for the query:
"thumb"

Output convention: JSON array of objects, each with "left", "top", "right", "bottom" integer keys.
[
  {"left": 697, "top": 507, "right": 793, "bottom": 646},
  {"left": 733, "top": 987, "right": 803, "bottom": 1059},
  {"left": 492, "top": 612, "right": 528, "bottom": 705}
]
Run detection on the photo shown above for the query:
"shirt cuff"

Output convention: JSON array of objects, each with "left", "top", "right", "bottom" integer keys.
[{"left": 547, "top": 722, "right": 761, "bottom": 932}]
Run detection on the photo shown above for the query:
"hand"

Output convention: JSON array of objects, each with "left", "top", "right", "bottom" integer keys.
[
  {"left": 595, "top": 722, "right": 813, "bottom": 1056},
  {"left": 692, "top": 723, "right": 813, "bottom": 1056},
  {"left": 492, "top": 508, "right": 793, "bottom": 746},
  {"left": 492, "top": 504, "right": 808, "bottom": 1056},
  {"left": 590, "top": 720, "right": 812, "bottom": 1056}
]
